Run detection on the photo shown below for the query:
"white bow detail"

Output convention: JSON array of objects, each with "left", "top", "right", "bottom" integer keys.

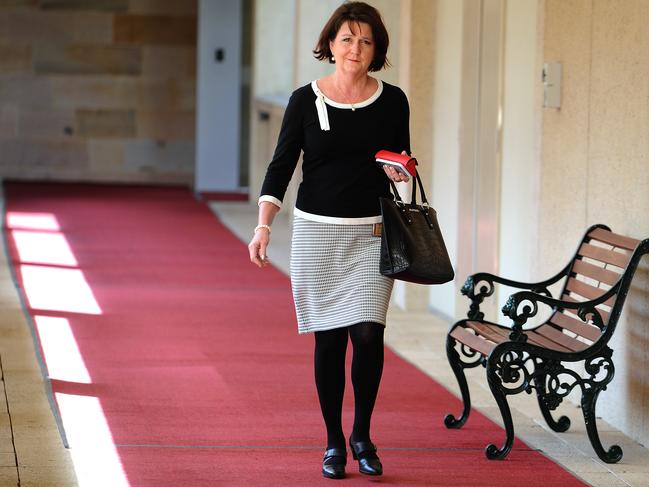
[{"left": 314, "top": 92, "right": 330, "bottom": 131}]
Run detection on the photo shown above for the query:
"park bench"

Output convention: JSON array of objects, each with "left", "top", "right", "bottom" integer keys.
[{"left": 444, "top": 224, "right": 649, "bottom": 463}]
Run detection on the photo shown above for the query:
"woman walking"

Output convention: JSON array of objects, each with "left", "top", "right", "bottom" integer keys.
[{"left": 248, "top": 2, "right": 411, "bottom": 479}]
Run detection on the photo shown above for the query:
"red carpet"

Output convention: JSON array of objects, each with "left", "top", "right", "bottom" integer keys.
[{"left": 4, "top": 182, "right": 586, "bottom": 486}]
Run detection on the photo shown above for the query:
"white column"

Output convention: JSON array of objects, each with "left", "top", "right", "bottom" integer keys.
[
  {"left": 195, "top": 0, "right": 243, "bottom": 193},
  {"left": 428, "top": 0, "right": 464, "bottom": 319},
  {"left": 498, "top": 0, "right": 541, "bottom": 310}
]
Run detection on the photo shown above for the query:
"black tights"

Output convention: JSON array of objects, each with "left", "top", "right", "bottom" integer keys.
[{"left": 314, "top": 322, "right": 385, "bottom": 449}]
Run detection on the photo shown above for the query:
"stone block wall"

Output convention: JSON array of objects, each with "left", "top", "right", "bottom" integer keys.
[{"left": 0, "top": 0, "right": 197, "bottom": 185}]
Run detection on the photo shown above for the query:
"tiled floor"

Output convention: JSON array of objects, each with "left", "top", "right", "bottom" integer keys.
[{"left": 1, "top": 195, "right": 648, "bottom": 486}]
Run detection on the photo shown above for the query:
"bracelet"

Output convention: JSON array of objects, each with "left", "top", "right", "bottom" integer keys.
[{"left": 254, "top": 224, "right": 271, "bottom": 235}]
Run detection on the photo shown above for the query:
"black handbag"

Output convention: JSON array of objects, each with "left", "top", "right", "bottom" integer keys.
[{"left": 379, "top": 172, "right": 454, "bottom": 285}]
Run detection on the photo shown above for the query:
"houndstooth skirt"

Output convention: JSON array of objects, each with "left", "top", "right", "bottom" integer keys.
[{"left": 290, "top": 216, "right": 394, "bottom": 334}]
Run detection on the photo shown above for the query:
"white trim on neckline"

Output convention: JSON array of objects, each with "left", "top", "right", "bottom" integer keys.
[
  {"left": 311, "top": 79, "right": 383, "bottom": 110},
  {"left": 311, "top": 79, "right": 383, "bottom": 131}
]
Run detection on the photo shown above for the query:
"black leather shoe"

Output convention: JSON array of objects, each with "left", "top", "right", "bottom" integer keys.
[
  {"left": 322, "top": 448, "right": 346, "bottom": 479},
  {"left": 349, "top": 438, "right": 383, "bottom": 476}
]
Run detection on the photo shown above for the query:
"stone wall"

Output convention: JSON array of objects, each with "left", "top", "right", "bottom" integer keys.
[
  {"left": 541, "top": 0, "right": 649, "bottom": 446},
  {"left": 0, "top": 0, "right": 196, "bottom": 185}
]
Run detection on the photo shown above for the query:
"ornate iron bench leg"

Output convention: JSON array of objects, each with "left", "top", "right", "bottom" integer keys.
[
  {"left": 485, "top": 359, "right": 514, "bottom": 460},
  {"left": 444, "top": 335, "right": 472, "bottom": 429},
  {"left": 534, "top": 372, "right": 570, "bottom": 433},
  {"left": 582, "top": 387, "right": 623, "bottom": 463}
]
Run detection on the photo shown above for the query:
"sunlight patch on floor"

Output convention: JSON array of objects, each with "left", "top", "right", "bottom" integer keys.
[
  {"left": 57, "top": 393, "right": 130, "bottom": 487},
  {"left": 34, "top": 316, "right": 91, "bottom": 384},
  {"left": 8, "top": 211, "right": 129, "bottom": 486}
]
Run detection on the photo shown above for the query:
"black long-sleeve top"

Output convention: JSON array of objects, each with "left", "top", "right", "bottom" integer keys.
[{"left": 259, "top": 79, "right": 411, "bottom": 222}]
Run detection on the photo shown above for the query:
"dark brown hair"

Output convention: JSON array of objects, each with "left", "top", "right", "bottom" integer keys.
[{"left": 312, "top": 1, "right": 390, "bottom": 72}]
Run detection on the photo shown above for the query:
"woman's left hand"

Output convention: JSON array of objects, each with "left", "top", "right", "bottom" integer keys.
[{"left": 382, "top": 150, "right": 410, "bottom": 183}]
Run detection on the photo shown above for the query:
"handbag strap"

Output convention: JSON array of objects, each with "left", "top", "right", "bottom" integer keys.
[
  {"left": 387, "top": 164, "right": 434, "bottom": 228},
  {"left": 388, "top": 171, "right": 429, "bottom": 208},
  {"left": 388, "top": 179, "right": 403, "bottom": 203},
  {"left": 411, "top": 172, "right": 430, "bottom": 207}
]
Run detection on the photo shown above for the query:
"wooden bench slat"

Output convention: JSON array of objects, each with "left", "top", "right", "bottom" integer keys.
[
  {"left": 589, "top": 228, "right": 640, "bottom": 251},
  {"left": 561, "top": 295, "right": 611, "bottom": 325},
  {"left": 599, "top": 308, "right": 611, "bottom": 323},
  {"left": 550, "top": 311, "right": 602, "bottom": 341},
  {"left": 565, "top": 277, "right": 616, "bottom": 307},
  {"left": 535, "top": 324, "right": 590, "bottom": 352},
  {"left": 450, "top": 326, "right": 495, "bottom": 356},
  {"left": 571, "top": 259, "right": 622, "bottom": 286},
  {"left": 579, "top": 242, "right": 631, "bottom": 269},
  {"left": 525, "top": 330, "right": 574, "bottom": 352},
  {"left": 468, "top": 322, "right": 508, "bottom": 341},
  {"left": 468, "top": 322, "right": 573, "bottom": 353},
  {"left": 465, "top": 323, "right": 511, "bottom": 351}
]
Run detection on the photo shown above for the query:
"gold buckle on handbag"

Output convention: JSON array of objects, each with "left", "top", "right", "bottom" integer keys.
[{"left": 372, "top": 223, "right": 382, "bottom": 237}]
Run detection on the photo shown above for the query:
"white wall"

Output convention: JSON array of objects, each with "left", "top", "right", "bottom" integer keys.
[
  {"left": 294, "top": 0, "right": 338, "bottom": 87},
  {"left": 497, "top": 0, "right": 541, "bottom": 311},
  {"left": 253, "top": 0, "right": 296, "bottom": 97},
  {"left": 430, "top": 0, "right": 542, "bottom": 323},
  {"left": 541, "top": 0, "right": 649, "bottom": 446},
  {"left": 428, "top": 0, "right": 463, "bottom": 319},
  {"left": 458, "top": 0, "right": 504, "bottom": 322},
  {"left": 195, "top": 0, "right": 242, "bottom": 192}
]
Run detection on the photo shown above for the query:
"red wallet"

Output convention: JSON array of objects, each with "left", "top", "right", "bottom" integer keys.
[{"left": 375, "top": 150, "right": 417, "bottom": 178}]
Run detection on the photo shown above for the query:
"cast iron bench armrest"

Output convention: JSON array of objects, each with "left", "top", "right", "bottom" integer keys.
[
  {"left": 501, "top": 284, "right": 619, "bottom": 341},
  {"left": 461, "top": 262, "right": 571, "bottom": 321}
]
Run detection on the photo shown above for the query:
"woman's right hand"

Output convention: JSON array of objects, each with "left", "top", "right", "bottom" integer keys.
[
  {"left": 248, "top": 228, "right": 270, "bottom": 268},
  {"left": 382, "top": 150, "right": 411, "bottom": 183}
]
